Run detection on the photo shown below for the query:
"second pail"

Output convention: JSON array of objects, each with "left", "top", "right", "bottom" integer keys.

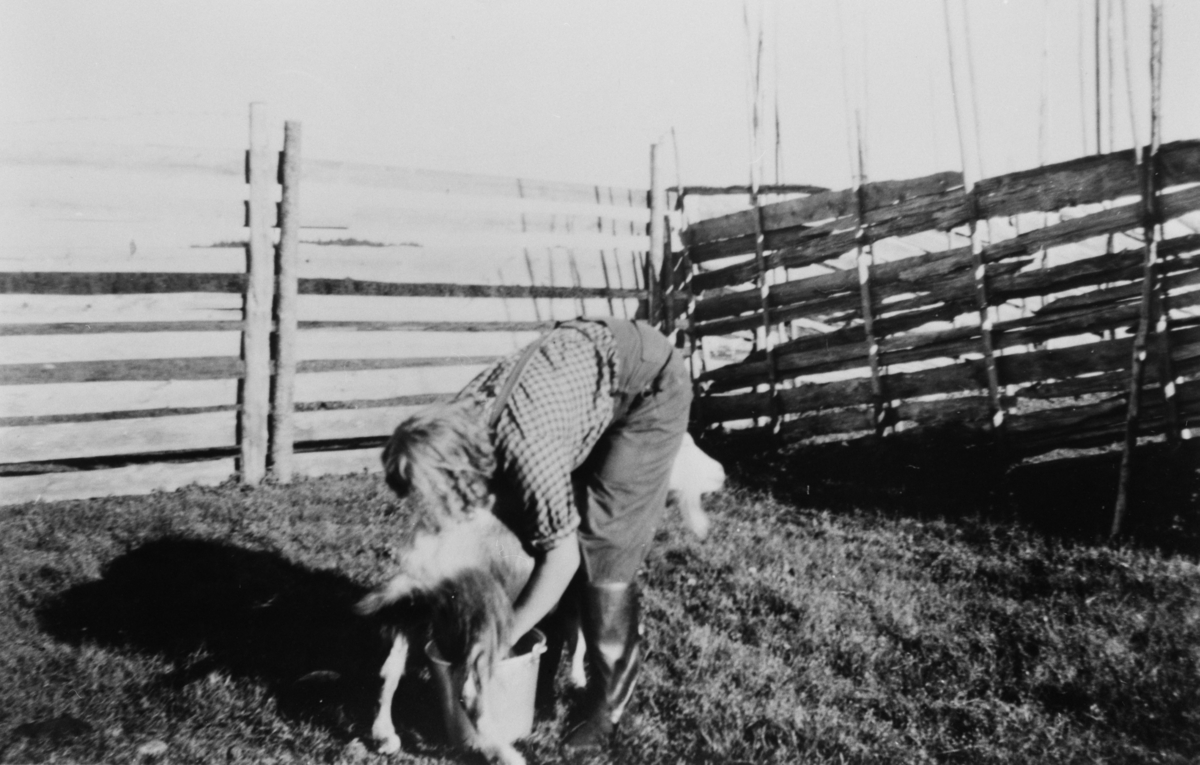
[{"left": 426, "top": 628, "right": 547, "bottom": 745}]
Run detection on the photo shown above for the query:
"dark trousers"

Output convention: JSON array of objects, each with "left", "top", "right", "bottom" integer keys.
[{"left": 572, "top": 319, "right": 692, "bottom": 585}]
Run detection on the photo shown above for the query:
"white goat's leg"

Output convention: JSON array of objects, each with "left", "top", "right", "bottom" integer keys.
[
  {"left": 568, "top": 625, "right": 587, "bottom": 689},
  {"left": 371, "top": 633, "right": 409, "bottom": 754},
  {"left": 482, "top": 741, "right": 526, "bottom": 765},
  {"left": 473, "top": 711, "right": 526, "bottom": 765}
]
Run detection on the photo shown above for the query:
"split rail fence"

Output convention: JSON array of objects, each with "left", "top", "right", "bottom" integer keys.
[
  {"left": 680, "top": 141, "right": 1200, "bottom": 456},
  {"left": 0, "top": 112, "right": 651, "bottom": 505}
]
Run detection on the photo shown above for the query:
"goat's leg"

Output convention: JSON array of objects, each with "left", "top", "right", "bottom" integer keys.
[
  {"left": 568, "top": 625, "right": 588, "bottom": 689},
  {"left": 371, "top": 633, "right": 409, "bottom": 754},
  {"left": 473, "top": 712, "right": 526, "bottom": 765},
  {"left": 478, "top": 741, "right": 526, "bottom": 765}
]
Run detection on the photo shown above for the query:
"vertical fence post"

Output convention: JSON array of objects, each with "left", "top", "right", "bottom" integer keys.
[
  {"left": 271, "top": 120, "right": 301, "bottom": 483},
  {"left": 648, "top": 143, "right": 664, "bottom": 326},
  {"left": 241, "top": 103, "right": 274, "bottom": 486}
]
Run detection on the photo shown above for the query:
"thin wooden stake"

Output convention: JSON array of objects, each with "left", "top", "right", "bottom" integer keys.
[
  {"left": 852, "top": 110, "right": 887, "bottom": 436},
  {"left": 599, "top": 250, "right": 616, "bottom": 317},
  {"left": 546, "top": 251, "right": 557, "bottom": 322},
  {"left": 270, "top": 120, "right": 301, "bottom": 483},
  {"left": 612, "top": 250, "right": 630, "bottom": 319},
  {"left": 496, "top": 269, "right": 521, "bottom": 350},
  {"left": 568, "top": 251, "right": 585, "bottom": 317},
  {"left": 945, "top": 0, "right": 1006, "bottom": 439},
  {"left": 662, "top": 214, "right": 676, "bottom": 334},
  {"left": 522, "top": 249, "right": 542, "bottom": 322},
  {"left": 1112, "top": 0, "right": 1167, "bottom": 538},
  {"left": 966, "top": 195, "right": 1007, "bottom": 436},
  {"left": 648, "top": 144, "right": 665, "bottom": 326},
  {"left": 241, "top": 103, "right": 273, "bottom": 486}
]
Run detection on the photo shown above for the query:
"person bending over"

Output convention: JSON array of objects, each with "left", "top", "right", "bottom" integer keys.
[{"left": 380, "top": 317, "right": 692, "bottom": 753}]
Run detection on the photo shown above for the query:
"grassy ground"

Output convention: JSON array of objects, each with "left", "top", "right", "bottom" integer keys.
[{"left": 1, "top": 461, "right": 1198, "bottom": 764}]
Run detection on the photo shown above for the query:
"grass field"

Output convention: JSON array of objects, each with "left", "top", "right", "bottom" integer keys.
[{"left": 2, "top": 452, "right": 1199, "bottom": 764}]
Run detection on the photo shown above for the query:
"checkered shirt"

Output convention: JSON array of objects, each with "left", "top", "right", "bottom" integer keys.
[{"left": 457, "top": 321, "right": 618, "bottom": 550}]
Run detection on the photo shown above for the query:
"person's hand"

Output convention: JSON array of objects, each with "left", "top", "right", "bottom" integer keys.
[{"left": 510, "top": 537, "right": 581, "bottom": 643}]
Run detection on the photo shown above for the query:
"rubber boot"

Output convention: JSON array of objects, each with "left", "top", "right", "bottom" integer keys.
[{"left": 562, "top": 582, "right": 641, "bottom": 754}]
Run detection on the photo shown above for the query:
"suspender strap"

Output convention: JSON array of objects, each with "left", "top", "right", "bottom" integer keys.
[{"left": 488, "top": 332, "right": 551, "bottom": 431}]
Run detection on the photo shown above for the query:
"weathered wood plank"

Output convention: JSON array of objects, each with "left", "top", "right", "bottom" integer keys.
[
  {"left": 683, "top": 141, "right": 1200, "bottom": 253},
  {"left": 693, "top": 255, "right": 1030, "bottom": 338},
  {"left": 297, "top": 357, "right": 501, "bottom": 374},
  {"left": 0, "top": 379, "right": 237, "bottom": 419},
  {"left": 687, "top": 150, "right": 1200, "bottom": 291},
  {"left": 298, "top": 243, "right": 621, "bottom": 288},
  {"left": 0, "top": 355, "right": 497, "bottom": 386},
  {"left": 296, "top": 320, "right": 552, "bottom": 333},
  {"left": 299, "top": 294, "right": 538, "bottom": 325},
  {"left": 0, "top": 218, "right": 250, "bottom": 252},
  {"left": 0, "top": 321, "right": 244, "bottom": 336},
  {"left": 0, "top": 143, "right": 244, "bottom": 178},
  {"left": 294, "top": 405, "right": 425, "bottom": 442},
  {"left": 293, "top": 365, "right": 488, "bottom": 405},
  {"left": 0, "top": 411, "right": 236, "bottom": 463},
  {"left": 680, "top": 184, "right": 829, "bottom": 196},
  {"left": 0, "top": 457, "right": 236, "bottom": 507},
  {"left": 694, "top": 244, "right": 973, "bottom": 324},
  {"left": 700, "top": 326, "right": 1200, "bottom": 418},
  {"left": 779, "top": 408, "right": 875, "bottom": 442},
  {"left": 297, "top": 277, "right": 643, "bottom": 300},
  {"left": 0, "top": 247, "right": 246, "bottom": 274},
  {"left": 0, "top": 293, "right": 245, "bottom": 325},
  {"left": 693, "top": 228, "right": 1200, "bottom": 333},
  {"left": 1038, "top": 263, "right": 1200, "bottom": 314},
  {"left": 297, "top": 330, "right": 541, "bottom": 361},
  {"left": 691, "top": 189, "right": 974, "bottom": 289},
  {"left": 298, "top": 201, "right": 647, "bottom": 240},
  {"left": 0, "top": 357, "right": 243, "bottom": 385},
  {"left": 292, "top": 447, "right": 382, "bottom": 478},
  {"left": 0, "top": 404, "right": 236, "bottom": 428},
  {"left": 684, "top": 171, "right": 964, "bottom": 248},
  {"left": 0, "top": 332, "right": 240, "bottom": 365},
  {"left": 294, "top": 393, "right": 449, "bottom": 412},
  {"left": 301, "top": 158, "right": 647, "bottom": 208},
  {"left": 973, "top": 139, "right": 1200, "bottom": 219},
  {"left": 0, "top": 272, "right": 247, "bottom": 295}
]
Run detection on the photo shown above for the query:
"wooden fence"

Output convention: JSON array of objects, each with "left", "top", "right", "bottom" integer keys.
[
  {"left": 0, "top": 112, "right": 652, "bottom": 505},
  {"left": 679, "top": 141, "right": 1200, "bottom": 456}
]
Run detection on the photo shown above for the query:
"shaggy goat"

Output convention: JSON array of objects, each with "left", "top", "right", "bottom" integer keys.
[
  {"left": 356, "top": 506, "right": 534, "bottom": 765},
  {"left": 357, "top": 432, "right": 725, "bottom": 762}
]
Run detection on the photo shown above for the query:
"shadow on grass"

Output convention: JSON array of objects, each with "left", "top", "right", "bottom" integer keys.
[
  {"left": 706, "top": 431, "right": 1200, "bottom": 554},
  {"left": 36, "top": 537, "right": 443, "bottom": 750}
]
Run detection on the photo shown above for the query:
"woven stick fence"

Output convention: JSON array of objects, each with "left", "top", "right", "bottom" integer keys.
[{"left": 682, "top": 140, "right": 1200, "bottom": 456}]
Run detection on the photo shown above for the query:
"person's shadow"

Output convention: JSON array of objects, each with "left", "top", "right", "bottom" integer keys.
[{"left": 36, "top": 536, "right": 443, "bottom": 750}]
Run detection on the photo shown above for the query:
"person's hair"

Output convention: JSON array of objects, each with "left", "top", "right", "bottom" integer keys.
[{"left": 381, "top": 395, "right": 495, "bottom": 522}]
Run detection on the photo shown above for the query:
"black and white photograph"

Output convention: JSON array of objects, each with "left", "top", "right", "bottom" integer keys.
[{"left": 2, "top": 1, "right": 1199, "bottom": 763}]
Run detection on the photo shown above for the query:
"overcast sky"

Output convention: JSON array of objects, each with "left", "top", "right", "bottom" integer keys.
[{"left": 2, "top": 1, "right": 1198, "bottom": 190}]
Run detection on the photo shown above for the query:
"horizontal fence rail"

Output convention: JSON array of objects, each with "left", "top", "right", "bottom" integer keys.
[{"left": 0, "top": 122, "right": 653, "bottom": 504}]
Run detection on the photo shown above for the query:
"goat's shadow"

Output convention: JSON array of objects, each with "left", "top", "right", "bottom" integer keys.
[{"left": 36, "top": 537, "right": 443, "bottom": 750}]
